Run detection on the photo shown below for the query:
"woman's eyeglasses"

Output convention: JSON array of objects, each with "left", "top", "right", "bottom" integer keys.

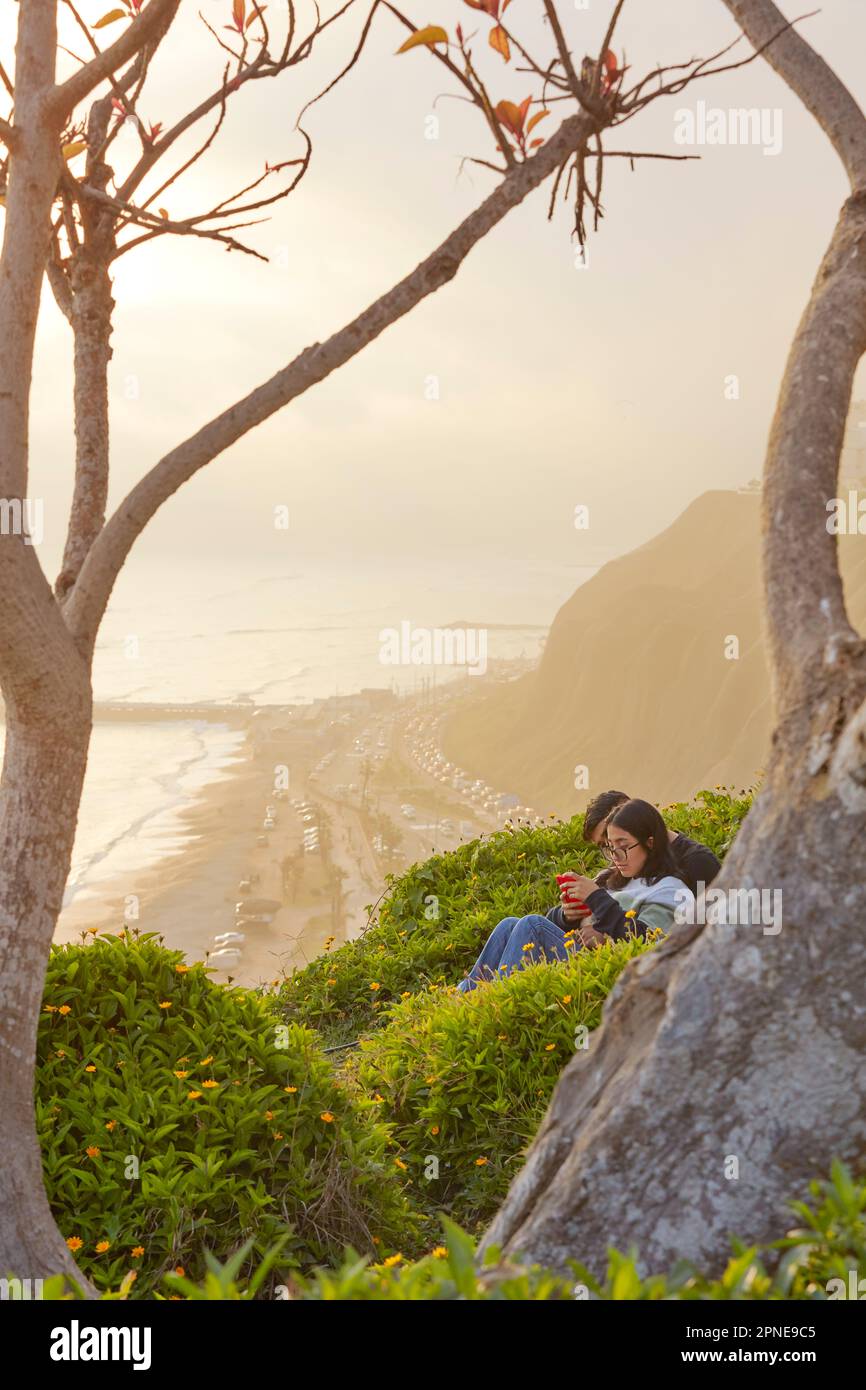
[{"left": 601, "top": 840, "right": 640, "bottom": 863}]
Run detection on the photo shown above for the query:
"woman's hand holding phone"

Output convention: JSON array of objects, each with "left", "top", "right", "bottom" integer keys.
[
  {"left": 556, "top": 872, "right": 593, "bottom": 919},
  {"left": 556, "top": 872, "right": 599, "bottom": 907}
]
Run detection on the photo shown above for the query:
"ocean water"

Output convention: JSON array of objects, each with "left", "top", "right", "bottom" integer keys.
[
  {"left": 91, "top": 558, "right": 568, "bottom": 705},
  {"left": 0, "top": 721, "right": 247, "bottom": 914}
]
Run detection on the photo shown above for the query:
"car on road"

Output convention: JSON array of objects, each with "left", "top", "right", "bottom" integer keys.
[
  {"left": 214, "top": 931, "right": 246, "bottom": 947},
  {"left": 209, "top": 949, "right": 242, "bottom": 971}
]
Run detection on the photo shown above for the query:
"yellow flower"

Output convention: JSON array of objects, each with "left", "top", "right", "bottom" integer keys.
[
  {"left": 174, "top": 1070, "right": 190, "bottom": 1079},
  {"left": 497, "top": 1034, "right": 507, "bottom": 1041},
  {"left": 320, "top": 1111, "right": 334, "bottom": 1123},
  {"left": 95, "top": 1240, "right": 111, "bottom": 1254},
  {"left": 425, "top": 1075, "right": 437, "bottom": 1084},
  {"left": 66, "top": 1236, "right": 83, "bottom": 1252},
  {"left": 394, "top": 1158, "right": 407, "bottom": 1171},
  {"left": 430, "top": 1125, "right": 439, "bottom": 1135},
  {"left": 187, "top": 1090, "right": 203, "bottom": 1100},
  {"left": 562, "top": 995, "right": 572, "bottom": 1004},
  {"left": 383, "top": 1253, "right": 403, "bottom": 1267},
  {"left": 201, "top": 1080, "right": 219, "bottom": 1089},
  {"left": 200, "top": 1055, "right": 214, "bottom": 1065},
  {"left": 58, "top": 1005, "right": 72, "bottom": 1016},
  {"left": 521, "top": 942, "right": 535, "bottom": 952},
  {"left": 371, "top": 1237, "right": 380, "bottom": 1246},
  {"left": 264, "top": 1110, "right": 274, "bottom": 1121},
  {"left": 545, "top": 1043, "right": 556, "bottom": 1052},
  {"left": 56, "top": 1049, "right": 66, "bottom": 1058},
  {"left": 158, "top": 1001, "right": 172, "bottom": 1010},
  {"left": 85, "top": 1064, "right": 96, "bottom": 1073},
  {"left": 369, "top": 982, "right": 380, "bottom": 991},
  {"left": 175, "top": 964, "right": 189, "bottom": 974},
  {"left": 175, "top": 1265, "right": 185, "bottom": 1276},
  {"left": 86, "top": 1146, "right": 100, "bottom": 1158},
  {"left": 327, "top": 978, "right": 337, "bottom": 985},
  {"left": 43, "top": 1004, "right": 57, "bottom": 1013},
  {"left": 273, "top": 1132, "right": 284, "bottom": 1140},
  {"left": 475, "top": 1157, "right": 488, "bottom": 1166},
  {"left": 131, "top": 1246, "right": 145, "bottom": 1258},
  {"left": 105, "top": 1120, "right": 116, "bottom": 1132},
  {"left": 284, "top": 1085, "right": 297, "bottom": 1093},
  {"left": 431, "top": 1246, "right": 447, "bottom": 1259},
  {"left": 400, "top": 991, "right": 411, "bottom": 998},
  {"left": 624, "top": 910, "right": 636, "bottom": 919},
  {"left": 176, "top": 1056, "right": 190, "bottom": 1064}
]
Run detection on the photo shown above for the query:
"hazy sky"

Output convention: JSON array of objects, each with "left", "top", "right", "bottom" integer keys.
[{"left": 8, "top": 0, "right": 866, "bottom": 607}]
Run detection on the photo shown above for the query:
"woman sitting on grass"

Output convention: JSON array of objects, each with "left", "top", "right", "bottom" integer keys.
[{"left": 456, "top": 799, "right": 695, "bottom": 994}]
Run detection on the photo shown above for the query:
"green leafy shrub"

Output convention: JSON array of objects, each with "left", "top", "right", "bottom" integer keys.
[
  {"left": 294, "top": 1161, "right": 866, "bottom": 1301},
  {"left": 348, "top": 935, "right": 652, "bottom": 1232},
  {"left": 38, "top": 1161, "right": 866, "bottom": 1300},
  {"left": 37, "top": 931, "right": 413, "bottom": 1297},
  {"left": 662, "top": 787, "right": 754, "bottom": 860},
  {"left": 279, "top": 791, "right": 752, "bottom": 1048}
]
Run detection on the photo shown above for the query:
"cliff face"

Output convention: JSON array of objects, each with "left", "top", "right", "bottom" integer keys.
[{"left": 443, "top": 490, "right": 866, "bottom": 814}]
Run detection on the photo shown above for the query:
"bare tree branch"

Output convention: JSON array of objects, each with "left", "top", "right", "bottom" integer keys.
[
  {"left": 65, "top": 108, "right": 599, "bottom": 646},
  {"left": 49, "top": 0, "right": 182, "bottom": 123}
]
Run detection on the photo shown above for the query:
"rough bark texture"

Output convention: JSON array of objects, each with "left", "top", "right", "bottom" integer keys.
[
  {"left": 0, "top": 710, "right": 92, "bottom": 1287},
  {"left": 56, "top": 98, "right": 117, "bottom": 601},
  {"left": 481, "top": 0, "right": 866, "bottom": 1278}
]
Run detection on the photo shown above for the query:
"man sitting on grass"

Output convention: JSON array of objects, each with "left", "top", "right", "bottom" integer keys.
[{"left": 456, "top": 792, "right": 712, "bottom": 993}]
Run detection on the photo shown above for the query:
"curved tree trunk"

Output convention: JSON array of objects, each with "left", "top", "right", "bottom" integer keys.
[
  {"left": 483, "top": 2, "right": 866, "bottom": 1278},
  {"left": 0, "top": 703, "right": 95, "bottom": 1289}
]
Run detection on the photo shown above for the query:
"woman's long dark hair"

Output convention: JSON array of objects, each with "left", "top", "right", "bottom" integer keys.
[{"left": 606, "top": 799, "right": 687, "bottom": 886}]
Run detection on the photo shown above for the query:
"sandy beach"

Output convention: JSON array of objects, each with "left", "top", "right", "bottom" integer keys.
[{"left": 53, "top": 670, "right": 528, "bottom": 988}]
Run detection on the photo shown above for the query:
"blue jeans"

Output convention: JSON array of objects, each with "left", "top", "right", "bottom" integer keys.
[{"left": 456, "top": 914, "right": 574, "bottom": 993}]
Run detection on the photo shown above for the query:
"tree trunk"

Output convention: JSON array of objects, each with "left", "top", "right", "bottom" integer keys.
[
  {"left": 482, "top": 747, "right": 866, "bottom": 1276},
  {"left": 0, "top": 702, "right": 95, "bottom": 1290},
  {"left": 482, "top": 110, "right": 866, "bottom": 1278}
]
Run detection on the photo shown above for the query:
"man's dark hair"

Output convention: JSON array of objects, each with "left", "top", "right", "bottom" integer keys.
[
  {"left": 607, "top": 798, "right": 686, "bottom": 885},
  {"left": 583, "top": 789, "right": 630, "bottom": 842}
]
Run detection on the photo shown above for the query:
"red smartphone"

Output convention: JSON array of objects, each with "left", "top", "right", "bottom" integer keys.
[{"left": 556, "top": 873, "right": 591, "bottom": 916}]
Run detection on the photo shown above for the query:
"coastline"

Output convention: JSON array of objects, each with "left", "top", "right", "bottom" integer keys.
[
  {"left": 54, "top": 700, "right": 392, "bottom": 988},
  {"left": 52, "top": 662, "right": 534, "bottom": 989}
]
